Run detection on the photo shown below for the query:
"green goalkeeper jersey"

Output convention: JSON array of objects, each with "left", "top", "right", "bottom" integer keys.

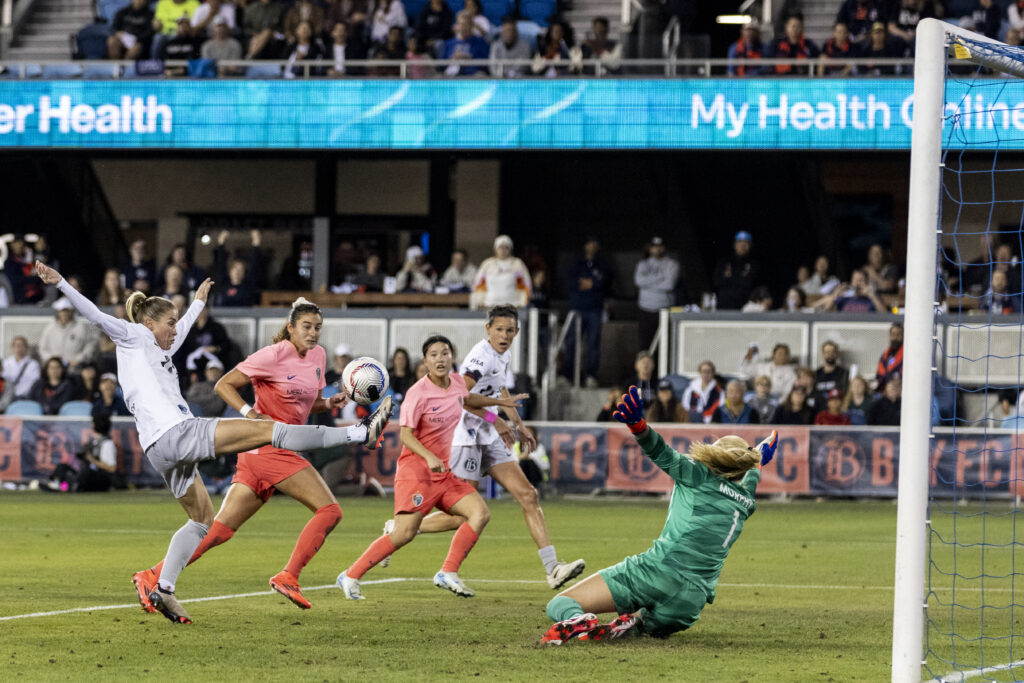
[{"left": 637, "top": 428, "right": 761, "bottom": 603}]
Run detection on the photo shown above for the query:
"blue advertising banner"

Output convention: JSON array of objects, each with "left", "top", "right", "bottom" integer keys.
[{"left": 0, "top": 78, "right": 1020, "bottom": 150}]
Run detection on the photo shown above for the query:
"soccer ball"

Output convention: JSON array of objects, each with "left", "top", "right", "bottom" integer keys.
[{"left": 342, "top": 356, "right": 390, "bottom": 405}]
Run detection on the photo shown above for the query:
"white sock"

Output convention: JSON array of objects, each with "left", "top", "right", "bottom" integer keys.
[
  {"left": 539, "top": 545, "right": 558, "bottom": 574},
  {"left": 271, "top": 422, "right": 364, "bottom": 451},
  {"left": 158, "top": 520, "right": 209, "bottom": 592}
]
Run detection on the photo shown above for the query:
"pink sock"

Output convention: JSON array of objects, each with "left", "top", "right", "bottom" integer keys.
[
  {"left": 441, "top": 523, "right": 479, "bottom": 573},
  {"left": 346, "top": 535, "right": 396, "bottom": 579}
]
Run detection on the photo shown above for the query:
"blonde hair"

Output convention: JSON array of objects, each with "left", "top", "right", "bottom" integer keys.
[
  {"left": 274, "top": 296, "right": 322, "bottom": 343},
  {"left": 689, "top": 436, "right": 760, "bottom": 481},
  {"left": 125, "top": 291, "right": 175, "bottom": 324}
]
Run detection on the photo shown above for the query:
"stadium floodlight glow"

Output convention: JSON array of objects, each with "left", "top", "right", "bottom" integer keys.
[{"left": 715, "top": 14, "right": 753, "bottom": 24}]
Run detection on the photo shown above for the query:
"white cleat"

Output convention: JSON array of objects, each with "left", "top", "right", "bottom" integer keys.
[
  {"left": 379, "top": 519, "right": 395, "bottom": 568},
  {"left": 433, "top": 571, "right": 475, "bottom": 598},
  {"left": 362, "top": 396, "right": 393, "bottom": 450},
  {"left": 337, "top": 571, "right": 365, "bottom": 600},
  {"left": 547, "top": 559, "right": 586, "bottom": 589}
]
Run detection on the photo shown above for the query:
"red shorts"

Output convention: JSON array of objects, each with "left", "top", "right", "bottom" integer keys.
[
  {"left": 393, "top": 472, "right": 477, "bottom": 516},
  {"left": 232, "top": 446, "right": 311, "bottom": 503}
]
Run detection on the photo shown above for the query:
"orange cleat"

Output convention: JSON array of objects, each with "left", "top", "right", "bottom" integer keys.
[
  {"left": 540, "top": 613, "right": 598, "bottom": 645},
  {"left": 270, "top": 570, "right": 311, "bottom": 609},
  {"left": 132, "top": 568, "right": 158, "bottom": 613},
  {"left": 578, "top": 614, "right": 639, "bottom": 641}
]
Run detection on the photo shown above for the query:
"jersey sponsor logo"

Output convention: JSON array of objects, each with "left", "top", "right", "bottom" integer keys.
[
  {"left": 412, "top": 492, "right": 423, "bottom": 507},
  {"left": 463, "top": 458, "right": 478, "bottom": 473},
  {"left": 719, "top": 482, "right": 754, "bottom": 509},
  {"left": 315, "top": 367, "right": 321, "bottom": 381}
]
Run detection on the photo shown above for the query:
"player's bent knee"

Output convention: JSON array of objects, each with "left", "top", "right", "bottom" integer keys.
[
  {"left": 514, "top": 484, "right": 540, "bottom": 509},
  {"left": 390, "top": 527, "right": 417, "bottom": 547},
  {"left": 321, "top": 502, "right": 343, "bottom": 527}
]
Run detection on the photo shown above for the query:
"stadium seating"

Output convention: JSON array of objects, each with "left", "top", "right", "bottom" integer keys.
[
  {"left": 519, "top": 0, "right": 555, "bottom": 26},
  {"left": 57, "top": 401, "right": 94, "bottom": 416},
  {"left": 480, "top": 0, "right": 512, "bottom": 26},
  {"left": 5, "top": 400, "right": 44, "bottom": 416}
]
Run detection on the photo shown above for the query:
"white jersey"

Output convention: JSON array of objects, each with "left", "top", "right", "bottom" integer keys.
[
  {"left": 453, "top": 338, "right": 513, "bottom": 447},
  {"left": 57, "top": 279, "right": 203, "bottom": 450}
]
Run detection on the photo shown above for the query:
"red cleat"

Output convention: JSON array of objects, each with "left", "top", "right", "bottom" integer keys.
[
  {"left": 270, "top": 570, "right": 311, "bottom": 609},
  {"left": 578, "top": 614, "right": 639, "bottom": 641},
  {"left": 540, "top": 613, "right": 598, "bottom": 645},
  {"left": 132, "top": 568, "right": 158, "bottom": 613}
]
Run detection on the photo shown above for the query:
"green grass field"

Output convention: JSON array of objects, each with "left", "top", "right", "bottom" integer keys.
[{"left": 0, "top": 492, "right": 909, "bottom": 681}]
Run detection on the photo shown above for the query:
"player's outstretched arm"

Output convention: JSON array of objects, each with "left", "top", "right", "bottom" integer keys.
[
  {"left": 36, "top": 260, "right": 130, "bottom": 341},
  {"left": 169, "top": 277, "right": 213, "bottom": 355}
]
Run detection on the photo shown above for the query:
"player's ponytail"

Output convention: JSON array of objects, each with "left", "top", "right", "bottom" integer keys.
[
  {"left": 689, "top": 436, "right": 760, "bottom": 481},
  {"left": 274, "top": 296, "right": 322, "bottom": 343},
  {"left": 125, "top": 291, "right": 174, "bottom": 324}
]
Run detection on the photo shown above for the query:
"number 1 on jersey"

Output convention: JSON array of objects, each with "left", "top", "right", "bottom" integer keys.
[{"left": 722, "top": 509, "right": 740, "bottom": 548}]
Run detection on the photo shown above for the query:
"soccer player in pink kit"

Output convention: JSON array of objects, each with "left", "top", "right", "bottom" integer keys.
[
  {"left": 133, "top": 298, "right": 365, "bottom": 611},
  {"left": 337, "top": 335, "right": 526, "bottom": 599}
]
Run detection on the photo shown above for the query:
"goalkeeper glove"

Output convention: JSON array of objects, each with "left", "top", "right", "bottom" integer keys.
[
  {"left": 613, "top": 385, "right": 648, "bottom": 435},
  {"left": 756, "top": 430, "right": 778, "bottom": 467}
]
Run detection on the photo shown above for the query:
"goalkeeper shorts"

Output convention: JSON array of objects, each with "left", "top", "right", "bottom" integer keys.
[{"left": 599, "top": 554, "right": 708, "bottom": 637}]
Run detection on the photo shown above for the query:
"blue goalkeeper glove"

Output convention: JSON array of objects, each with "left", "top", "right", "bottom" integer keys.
[
  {"left": 613, "top": 385, "right": 648, "bottom": 435},
  {"left": 756, "top": 430, "right": 778, "bottom": 467}
]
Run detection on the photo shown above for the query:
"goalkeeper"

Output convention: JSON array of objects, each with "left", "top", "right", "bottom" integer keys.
[{"left": 541, "top": 385, "right": 777, "bottom": 645}]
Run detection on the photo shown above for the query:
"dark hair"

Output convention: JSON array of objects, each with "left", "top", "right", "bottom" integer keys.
[
  {"left": 274, "top": 297, "right": 323, "bottom": 343},
  {"left": 166, "top": 242, "right": 190, "bottom": 265},
  {"left": 391, "top": 347, "right": 411, "bottom": 371},
  {"left": 422, "top": 335, "right": 454, "bottom": 358},
  {"left": 593, "top": 16, "right": 609, "bottom": 28},
  {"left": 125, "top": 291, "right": 175, "bottom": 324},
  {"left": 999, "top": 388, "right": 1019, "bottom": 405},
  {"left": 501, "top": 14, "right": 516, "bottom": 25},
  {"left": 487, "top": 304, "right": 519, "bottom": 327},
  {"left": 453, "top": 248, "right": 468, "bottom": 258},
  {"left": 92, "top": 413, "right": 111, "bottom": 436},
  {"left": 44, "top": 356, "right": 66, "bottom": 382}
]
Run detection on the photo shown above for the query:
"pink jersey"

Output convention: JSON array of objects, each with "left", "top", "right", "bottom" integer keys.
[
  {"left": 397, "top": 372, "right": 468, "bottom": 483},
  {"left": 235, "top": 340, "right": 327, "bottom": 425}
]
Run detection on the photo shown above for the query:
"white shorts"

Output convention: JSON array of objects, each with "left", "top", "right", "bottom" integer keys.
[
  {"left": 146, "top": 418, "right": 218, "bottom": 498},
  {"left": 449, "top": 440, "right": 517, "bottom": 481}
]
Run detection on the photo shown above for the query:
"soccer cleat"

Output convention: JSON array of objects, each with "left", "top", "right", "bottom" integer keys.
[
  {"left": 361, "top": 396, "right": 393, "bottom": 450},
  {"left": 578, "top": 614, "right": 639, "bottom": 641},
  {"left": 337, "top": 571, "right": 365, "bottom": 600},
  {"left": 540, "top": 613, "right": 599, "bottom": 645},
  {"left": 148, "top": 586, "right": 192, "bottom": 624},
  {"left": 433, "top": 571, "right": 475, "bottom": 598},
  {"left": 269, "top": 570, "right": 311, "bottom": 610},
  {"left": 132, "top": 568, "right": 158, "bottom": 613},
  {"left": 547, "top": 558, "right": 586, "bottom": 589},
  {"left": 379, "top": 519, "right": 395, "bottom": 568}
]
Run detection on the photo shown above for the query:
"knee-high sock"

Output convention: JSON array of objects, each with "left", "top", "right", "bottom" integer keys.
[
  {"left": 441, "top": 523, "right": 479, "bottom": 573},
  {"left": 346, "top": 535, "right": 396, "bottom": 580},
  {"left": 271, "top": 422, "right": 366, "bottom": 452},
  {"left": 285, "top": 503, "right": 342, "bottom": 578},
  {"left": 546, "top": 595, "right": 585, "bottom": 622},
  {"left": 158, "top": 520, "right": 210, "bottom": 592},
  {"left": 153, "top": 520, "right": 235, "bottom": 576}
]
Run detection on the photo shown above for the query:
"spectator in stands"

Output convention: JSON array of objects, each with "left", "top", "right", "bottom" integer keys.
[
  {"left": 794, "top": 366, "right": 818, "bottom": 410},
  {"left": 741, "top": 286, "right": 773, "bottom": 312},
  {"left": 802, "top": 255, "right": 841, "bottom": 296},
  {"left": 1009, "top": 0, "right": 1024, "bottom": 46},
  {"left": 681, "top": 360, "right": 724, "bottom": 424},
  {"left": 770, "top": 13, "right": 819, "bottom": 75},
  {"left": 173, "top": 306, "right": 233, "bottom": 390},
  {"left": 352, "top": 253, "right": 386, "bottom": 291},
  {"left": 439, "top": 249, "right": 476, "bottom": 291},
  {"left": 331, "top": 240, "right": 362, "bottom": 286},
  {"left": 415, "top": 0, "right": 453, "bottom": 55},
  {"left": 0, "top": 271, "right": 12, "bottom": 307},
  {"left": 534, "top": 20, "right": 572, "bottom": 77},
  {"left": 326, "top": 0, "right": 368, "bottom": 33},
  {"left": 151, "top": 0, "right": 201, "bottom": 59},
  {"left": 994, "top": 241, "right": 1022, "bottom": 290},
  {"left": 371, "top": 25, "right": 406, "bottom": 73},
  {"left": 471, "top": 234, "right": 532, "bottom": 309},
  {"left": 107, "top": 0, "right": 156, "bottom": 59},
  {"left": 727, "top": 21, "right": 766, "bottom": 76},
  {"left": 395, "top": 245, "right": 437, "bottom": 293},
  {"left": 713, "top": 230, "right": 760, "bottom": 310},
  {"left": 369, "top": 0, "right": 407, "bottom": 44},
  {"left": 622, "top": 351, "right": 656, "bottom": 406},
  {"left": 819, "top": 22, "right": 858, "bottom": 76},
  {"left": 980, "top": 269, "right": 1022, "bottom": 314},
  {"left": 39, "top": 298, "right": 98, "bottom": 369},
  {"left": 795, "top": 264, "right": 811, "bottom": 291},
  {"left": 782, "top": 286, "right": 813, "bottom": 313},
  {"left": 771, "top": 385, "right": 814, "bottom": 425},
  {"left": 2, "top": 336, "right": 40, "bottom": 403},
  {"left": 888, "top": 0, "right": 936, "bottom": 54},
  {"left": 162, "top": 243, "right": 207, "bottom": 292},
  {"left": 813, "top": 340, "right": 849, "bottom": 407},
  {"left": 868, "top": 374, "right": 902, "bottom": 425},
  {"left": 284, "top": 0, "right": 325, "bottom": 42},
  {"left": 490, "top": 16, "right": 531, "bottom": 77},
  {"left": 836, "top": 0, "right": 886, "bottom": 45},
  {"left": 214, "top": 230, "right": 261, "bottom": 307},
  {"left": 740, "top": 342, "right": 797, "bottom": 399},
  {"left": 191, "top": 0, "right": 236, "bottom": 38},
  {"left": 327, "top": 20, "right": 364, "bottom": 75},
  {"left": 4, "top": 236, "right": 44, "bottom": 304},
  {"left": 186, "top": 356, "right": 227, "bottom": 417},
  {"left": 462, "top": 0, "right": 490, "bottom": 37},
  {"left": 647, "top": 379, "right": 689, "bottom": 423},
  {"left": 634, "top": 236, "right": 678, "bottom": 352},
  {"left": 815, "top": 388, "right": 851, "bottom": 425},
  {"left": 816, "top": 269, "right": 886, "bottom": 312},
  {"left": 202, "top": 15, "right": 244, "bottom": 62},
  {"left": 582, "top": 16, "right": 620, "bottom": 71},
  {"left": 987, "top": 388, "right": 1018, "bottom": 424},
  {"left": 29, "top": 357, "right": 77, "bottom": 415},
  {"left": 119, "top": 239, "right": 156, "bottom": 294},
  {"left": 93, "top": 372, "right": 130, "bottom": 417},
  {"left": 960, "top": 0, "right": 1001, "bottom": 39},
  {"left": 564, "top": 235, "right": 613, "bottom": 389},
  {"left": 284, "top": 20, "right": 329, "bottom": 75},
  {"left": 73, "top": 363, "right": 101, "bottom": 403},
  {"left": 161, "top": 16, "right": 204, "bottom": 62},
  {"left": 160, "top": 264, "right": 187, "bottom": 300},
  {"left": 325, "top": 343, "right": 352, "bottom": 386},
  {"left": 95, "top": 268, "right": 126, "bottom": 307},
  {"left": 876, "top": 322, "right": 904, "bottom": 393},
  {"left": 388, "top": 347, "right": 414, "bottom": 405},
  {"left": 244, "top": 0, "right": 287, "bottom": 59},
  {"left": 595, "top": 387, "right": 623, "bottom": 421},
  {"left": 713, "top": 379, "right": 759, "bottom": 424},
  {"left": 748, "top": 375, "right": 777, "bottom": 424},
  {"left": 843, "top": 375, "right": 873, "bottom": 425},
  {"left": 861, "top": 22, "right": 905, "bottom": 75},
  {"left": 440, "top": 11, "right": 490, "bottom": 76},
  {"left": 278, "top": 239, "right": 314, "bottom": 290}
]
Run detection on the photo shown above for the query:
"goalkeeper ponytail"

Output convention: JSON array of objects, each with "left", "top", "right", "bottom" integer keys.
[{"left": 689, "top": 436, "right": 760, "bottom": 481}]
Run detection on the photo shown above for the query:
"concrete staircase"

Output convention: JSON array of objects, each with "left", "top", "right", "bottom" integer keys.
[
  {"left": 798, "top": 0, "right": 843, "bottom": 45},
  {"left": 8, "top": 0, "right": 95, "bottom": 61}
]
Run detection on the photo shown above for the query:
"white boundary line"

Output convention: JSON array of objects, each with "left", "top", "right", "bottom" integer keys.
[{"left": 929, "top": 658, "right": 1024, "bottom": 683}]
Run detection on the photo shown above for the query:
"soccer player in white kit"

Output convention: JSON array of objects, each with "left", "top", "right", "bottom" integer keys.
[
  {"left": 35, "top": 261, "right": 392, "bottom": 624},
  {"left": 384, "top": 305, "right": 585, "bottom": 589}
]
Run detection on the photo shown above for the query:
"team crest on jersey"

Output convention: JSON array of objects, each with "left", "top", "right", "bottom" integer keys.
[
  {"left": 412, "top": 493, "right": 424, "bottom": 507},
  {"left": 316, "top": 368, "right": 321, "bottom": 381}
]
